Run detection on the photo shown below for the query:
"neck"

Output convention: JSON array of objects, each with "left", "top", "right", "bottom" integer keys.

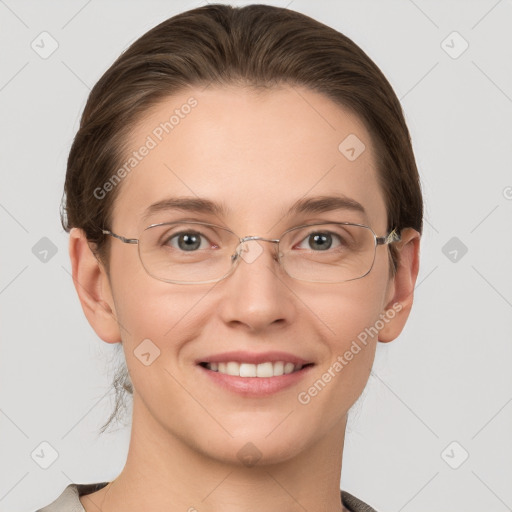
[{"left": 89, "top": 396, "right": 349, "bottom": 512}]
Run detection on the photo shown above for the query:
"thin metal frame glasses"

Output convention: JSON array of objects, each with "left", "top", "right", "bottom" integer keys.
[{"left": 102, "top": 221, "right": 401, "bottom": 285}]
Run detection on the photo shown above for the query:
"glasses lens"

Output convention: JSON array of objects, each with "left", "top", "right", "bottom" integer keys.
[
  {"left": 279, "top": 223, "right": 376, "bottom": 283},
  {"left": 138, "top": 222, "right": 238, "bottom": 283},
  {"left": 138, "top": 222, "right": 377, "bottom": 284}
]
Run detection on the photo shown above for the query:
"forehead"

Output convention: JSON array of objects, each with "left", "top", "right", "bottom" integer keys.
[{"left": 111, "top": 84, "right": 387, "bottom": 234}]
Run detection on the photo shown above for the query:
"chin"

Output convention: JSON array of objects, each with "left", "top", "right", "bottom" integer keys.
[{"left": 190, "top": 424, "right": 313, "bottom": 468}]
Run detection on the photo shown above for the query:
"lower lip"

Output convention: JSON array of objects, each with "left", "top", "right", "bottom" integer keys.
[{"left": 198, "top": 364, "right": 314, "bottom": 397}]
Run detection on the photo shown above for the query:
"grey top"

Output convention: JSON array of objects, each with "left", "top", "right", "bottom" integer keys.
[{"left": 36, "top": 482, "right": 379, "bottom": 512}]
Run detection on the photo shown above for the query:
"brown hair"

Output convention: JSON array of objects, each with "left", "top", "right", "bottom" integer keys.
[{"left": 60, "top": 4, "right": 423, "bottom": 433}]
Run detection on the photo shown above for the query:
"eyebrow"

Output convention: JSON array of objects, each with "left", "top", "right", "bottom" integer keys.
[
  {"left": 142, "top": 197, "right": 228, "bottom": 222},
  {"left": 286, "top": 195, "right": 367, "bottom": 219},
  {"left": 141, "top": 195, "right": 367, "bottom": 222}
]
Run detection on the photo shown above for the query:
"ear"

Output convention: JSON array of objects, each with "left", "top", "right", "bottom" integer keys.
[
  {"left": 68, "top": 227, "right": 121, "bottom": 344},
  {"left": 378, "top": 227, "right": 421, "bottom": 343}
]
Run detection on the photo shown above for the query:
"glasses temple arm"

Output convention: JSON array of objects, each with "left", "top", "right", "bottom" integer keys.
[
  {"left": 376, "top": 227, "right": 401, "bottom": 245},
  {"left": 102, "top": 229, "right": 138, "bottom": 244}
]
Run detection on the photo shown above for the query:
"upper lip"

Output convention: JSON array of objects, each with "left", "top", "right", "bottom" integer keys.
[{"left": 196, "top": 351, "right": 314, "bottom": 366}]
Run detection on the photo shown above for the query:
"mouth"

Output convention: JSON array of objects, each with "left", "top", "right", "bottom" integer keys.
[
  {"left": 195, "top": 351, "right": 315, "bottom": 396},
  {"left": 198, "top": 361, "right": 314, "bottom": 377}
]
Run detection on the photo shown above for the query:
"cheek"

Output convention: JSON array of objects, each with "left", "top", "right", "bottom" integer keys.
[
  {"left": 109, "top": 244, "right": 179, "bottom": 335},
  {"left": 113, "top": 282, "right": 195, "bottom": 346},
  {"left": 110, "top": 265, "right": 212, "bottom": 379},
  {"left": 112, "top": 286, "right": 193, "bottom": 409},
  {"left": 302, "top": 264, "right": 390, "bottom": 395},
  {"left": 308, "top": 259, "right": 390, "bottom": 346},
  {"left": 296, "top": 281, "right": 388, "bottom": 421}
]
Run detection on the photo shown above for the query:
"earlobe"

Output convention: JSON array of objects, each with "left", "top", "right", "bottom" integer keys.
[
  {"left": 378, "top": 227, "right": 421, "bottom": 343},
  {"left": 68, "top": 227, "right": 121, "bottom": 344}
]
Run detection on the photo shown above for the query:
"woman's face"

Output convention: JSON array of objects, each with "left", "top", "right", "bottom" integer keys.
[{"left": 84, "top": 85, "right": 414, "bottom": 465}]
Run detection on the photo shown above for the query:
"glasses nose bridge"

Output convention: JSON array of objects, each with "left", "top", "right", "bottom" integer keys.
[
  {"left": 239, "top": 235, "right": 280, "bottom": 244},
  {"left": 237, "top": 235, "right": 281, "bottom": 254},
  {"left": 232, "top": 235, "right": 282, "bottom": 264}
]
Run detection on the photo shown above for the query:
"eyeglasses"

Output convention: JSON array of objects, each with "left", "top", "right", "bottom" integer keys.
[{"left": 102, "top": 221, "right": 401, "bottom": 285}]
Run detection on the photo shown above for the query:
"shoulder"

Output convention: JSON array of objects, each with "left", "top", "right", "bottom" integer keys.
[
  {"left": 341, "top": 489, "right": 380, "bottom": 512},
  {"left": 35, "top": 482, "right": 109, "bottom": 512}
]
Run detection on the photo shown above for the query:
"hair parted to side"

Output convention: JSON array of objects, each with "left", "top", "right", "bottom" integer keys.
[{"left": 60, "top": 4, "right": 423, "bottom": 434}]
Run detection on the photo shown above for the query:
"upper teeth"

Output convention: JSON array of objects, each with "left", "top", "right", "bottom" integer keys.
[{"left": 205, "top": 361, "right": 302, "bottom": 377}]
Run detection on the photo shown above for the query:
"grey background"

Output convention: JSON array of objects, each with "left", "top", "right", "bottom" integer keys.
[{"left": 1, "top": 1, "right": 511, "bottom": 511}]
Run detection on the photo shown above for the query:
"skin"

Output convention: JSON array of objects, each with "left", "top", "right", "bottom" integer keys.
[{"left": 69, "top": 84, "right": 420, "bottom": 512}]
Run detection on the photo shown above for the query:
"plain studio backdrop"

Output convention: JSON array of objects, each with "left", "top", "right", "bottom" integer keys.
[{"left": 1, "top": 1, "right": 511, "bottom": 511}]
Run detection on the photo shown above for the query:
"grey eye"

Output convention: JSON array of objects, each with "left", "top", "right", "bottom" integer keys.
[
  {"left": 296, "top": 231, "right": 344, "bottom": 251},
  {"left": 166, "top": 231, "right": 208, "bottom": 251}
]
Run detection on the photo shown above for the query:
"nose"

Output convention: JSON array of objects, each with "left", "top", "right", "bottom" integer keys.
[{"left": 216, "top": 238, "right": 296, "bottom": 333}]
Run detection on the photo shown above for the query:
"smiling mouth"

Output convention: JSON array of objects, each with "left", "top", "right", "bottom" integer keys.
[{"left": 199, "top": 361, "right": 314, "bottom": 377}]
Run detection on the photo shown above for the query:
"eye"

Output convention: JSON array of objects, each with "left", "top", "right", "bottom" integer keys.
[
  {"left": 296, "top": 230, "right": 345, "bottom": 251},
  {"left": 164, "top": 230, "right": 213, "bottom": 251}
]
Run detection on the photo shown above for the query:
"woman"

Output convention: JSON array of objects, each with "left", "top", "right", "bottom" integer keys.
[{"left": 38, "top": 4, "right": 422, "bottom": 511}]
